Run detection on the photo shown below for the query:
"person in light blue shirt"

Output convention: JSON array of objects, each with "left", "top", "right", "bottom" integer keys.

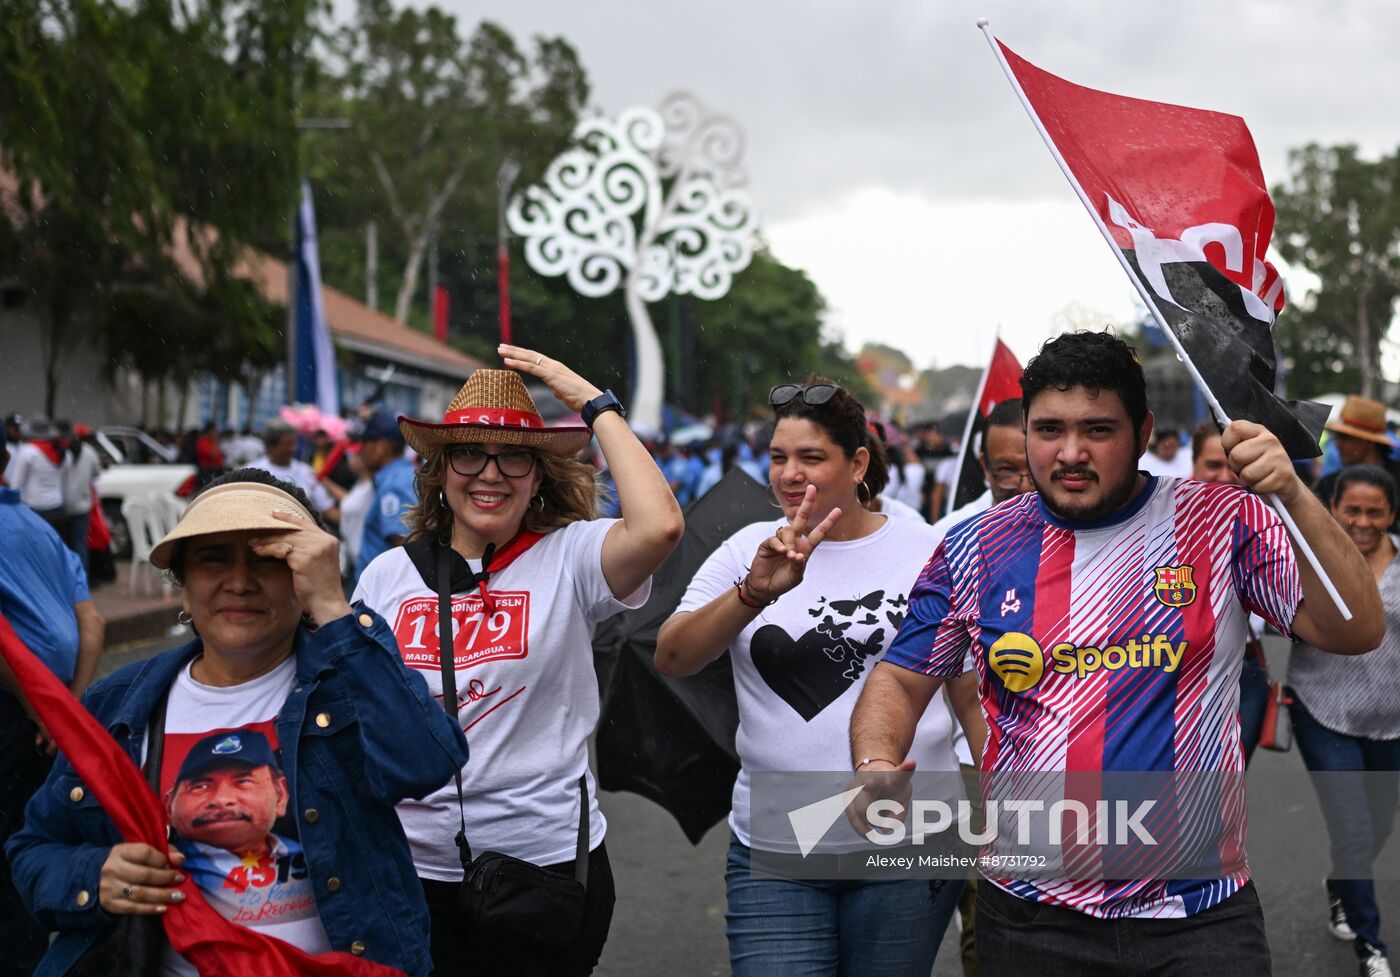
[
  {"left": 0, "top": 443, "right": 104, "bottom": 974},
  {"left": 355, "top": 412, "right": 418, "bottom": 581}
]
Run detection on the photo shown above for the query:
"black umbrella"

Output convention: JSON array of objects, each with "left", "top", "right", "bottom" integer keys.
[{"left": 593, "top": 467, "right": 774, "bottom": 844}]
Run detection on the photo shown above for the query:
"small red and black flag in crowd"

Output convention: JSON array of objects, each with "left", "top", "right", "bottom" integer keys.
[
  {"left": 949, "top": 339, "right": 1023, "bottom": 514},
  {"left": 990, "top": 35, "right": 1328, "bottom": 458}
]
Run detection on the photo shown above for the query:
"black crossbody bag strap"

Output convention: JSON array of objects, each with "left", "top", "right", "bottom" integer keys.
[
  {"left": 435, "top": 540, "right": 590, "bottom": 887},
  {"left": 574, "top": 773, "right": 589, "bottom": 887},
  {"left": 437, "top": 542, "right": 474, "bottom": 870}
]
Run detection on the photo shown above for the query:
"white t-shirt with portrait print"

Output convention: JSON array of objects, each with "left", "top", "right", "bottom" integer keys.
[
  {"left": 353, "top": 517, "right": 650, "bottom": 877},
  {"left": 676, "top": 514, "right": 959, "bottom": 850},
  {"left": 152, "top": 657, "right": 331, "bottom": 977}
]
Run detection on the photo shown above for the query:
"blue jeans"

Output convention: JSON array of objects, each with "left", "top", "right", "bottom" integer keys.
[
  {"left": 1238, "top": 655, "right": 1269, "bottom": 766},
  {"left": 1289, "top": 690, "right": 1400, "bottom": 958},
  {"left": 65, "top": 511, "right": 90, "bottom": 580},
  {"left": 726, "top": 835, "right": 961, "bottom": 977}
]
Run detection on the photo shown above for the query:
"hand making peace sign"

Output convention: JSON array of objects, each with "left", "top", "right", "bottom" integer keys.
[{"left": 743, "top": 484, "right": 843, "bottom": 603}]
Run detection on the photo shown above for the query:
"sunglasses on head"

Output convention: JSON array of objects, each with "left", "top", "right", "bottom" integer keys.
[{"left": 769, "top": 383, "right": 840, "bottom": 408}]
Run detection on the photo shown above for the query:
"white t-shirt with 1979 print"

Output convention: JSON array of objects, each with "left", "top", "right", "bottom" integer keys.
[{"left": 353, "top": 518, "right": 650, "bottom": 877}]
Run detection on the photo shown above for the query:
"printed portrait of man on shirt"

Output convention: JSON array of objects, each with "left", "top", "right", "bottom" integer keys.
[{"left": 163, "top": 728, "right": 318, "bottom": 926}]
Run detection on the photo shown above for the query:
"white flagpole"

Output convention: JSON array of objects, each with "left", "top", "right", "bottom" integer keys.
[
  {"left": 948, "top": 327, "right": 1001, "bottom": 518},
  {"left": 976, "top": 19, "right": 1352, "bottom": 620}
]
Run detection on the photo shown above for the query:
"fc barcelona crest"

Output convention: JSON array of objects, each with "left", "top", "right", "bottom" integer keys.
[{"left": 1152, "top": 564, "right": 1196, "bottom": 608}]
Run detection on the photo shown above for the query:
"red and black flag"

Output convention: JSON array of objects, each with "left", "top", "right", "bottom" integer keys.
[
  {"left": 948, "top": 338, "right": 1023, "bottom": 514},
  {"left": 987, "top": 33, "right": 1328, "bottom": 457}
]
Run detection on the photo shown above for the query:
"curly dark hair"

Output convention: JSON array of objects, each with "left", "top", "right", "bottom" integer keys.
[
  {"left": 165, "top": 467, "right": 326, "bottom": 582},
  {"left": 1020, "top": 331, "right": 1148, "bottom": 432},
  {"left": 1332, "top": 464, "right": 1398, "bottom": 512},
  {"left": 772, "top": 375, "right": 889, "bottom": 502}
]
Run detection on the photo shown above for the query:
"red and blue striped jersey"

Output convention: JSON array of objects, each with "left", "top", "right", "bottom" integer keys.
[{"left": 884, "top": 476, "right": 1300, "bottom": 918}]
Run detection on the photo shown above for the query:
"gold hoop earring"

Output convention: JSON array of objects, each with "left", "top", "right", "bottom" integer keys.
[{"left": 856, "top": 481, "right": 872, "bottom": 508}]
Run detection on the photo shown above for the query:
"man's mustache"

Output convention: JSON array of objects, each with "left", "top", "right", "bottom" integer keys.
[
  {"left": 192, "top": 810, "right": 253, "bottom": 827},
  {"left": 1051, "top": 467, "right": 1097, "bottom": 482}
]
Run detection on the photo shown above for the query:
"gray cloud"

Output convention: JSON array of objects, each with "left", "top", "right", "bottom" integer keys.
[{"left": 446, "top": 0, "right": 1400, "bottom": 221}]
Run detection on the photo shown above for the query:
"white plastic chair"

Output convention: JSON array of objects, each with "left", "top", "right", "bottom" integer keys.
[
  {"left": 153, "top": 492, "right": 188, "bottom": 537},
  {"left": 121, "top": 495, "right": 172, "bottom": 593}
]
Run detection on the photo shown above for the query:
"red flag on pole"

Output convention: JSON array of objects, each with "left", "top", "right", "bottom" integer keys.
[
  {"left": 980, "top": 24, "right": 1352, "bottom": 621},
  {"left": 982, "top": 29, "right": 1328, "bottom": 459},
  {"left": 0, "top": 612, "right": 406, "bottom": 977},
  {"left": 432, "top": 285, "right": 450, "bottom": 343},
  {"left": 497, "top": 246, "right": 512, "bottom": 346},
  {"left": 948, "top": 338, "right": 1022, "bottom": 514}
]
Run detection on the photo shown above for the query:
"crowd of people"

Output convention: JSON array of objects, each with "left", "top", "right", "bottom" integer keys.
[{"left": 0, "top": 342, "right": 1397, "bottom": 977}]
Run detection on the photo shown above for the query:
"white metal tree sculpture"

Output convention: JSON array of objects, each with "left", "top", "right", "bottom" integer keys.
[{"left": 507, "top": 91, "right": 758, "bottom": 430}]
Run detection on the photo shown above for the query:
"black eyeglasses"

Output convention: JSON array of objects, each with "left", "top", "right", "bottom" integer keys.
[
  {"left": 769, "top": 383, "right": 840, "bottom": 408},
  {"left": 446, "top": 446, "right": 537, "bottom": 478},
  {"left": 989, "top": 466, "right": 1033, "bottom": 490}
]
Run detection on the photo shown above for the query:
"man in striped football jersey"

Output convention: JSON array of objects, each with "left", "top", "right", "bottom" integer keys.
[{"left": 850, "top": 331, "right": 1382, "bottom": 976}]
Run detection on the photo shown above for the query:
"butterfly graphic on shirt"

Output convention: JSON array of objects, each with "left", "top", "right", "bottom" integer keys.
[{"left": 750, "top": 589, "right": 905, "bottom": 722}]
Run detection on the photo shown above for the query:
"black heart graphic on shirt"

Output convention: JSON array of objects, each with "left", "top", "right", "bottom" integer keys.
[{"left": 750, "top": 624, "right": 884, "bottom": 722}]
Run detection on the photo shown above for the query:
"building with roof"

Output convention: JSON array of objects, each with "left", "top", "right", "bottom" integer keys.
[{"left": 0, "top": 236, "right": 484, "bottom": 432}]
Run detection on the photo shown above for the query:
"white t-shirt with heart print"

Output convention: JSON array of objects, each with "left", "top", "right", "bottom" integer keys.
[
  {"left": 676, "top": 514, "right": 958, "bottom": 849},
  {"left": 353, "top": 518, "right": 650, "bottom": 876}
]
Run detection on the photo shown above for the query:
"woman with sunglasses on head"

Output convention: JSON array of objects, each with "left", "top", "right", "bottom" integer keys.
[
  {"left": 353, "top": 345, "right": 683, "bottom": 977},
  {"left": 656, "top": 377, "right": 979, "bottom": 977}
]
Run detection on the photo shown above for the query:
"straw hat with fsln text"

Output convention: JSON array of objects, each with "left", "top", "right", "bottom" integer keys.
[
  {"left": 1325, "top": 395, "right": 1393, "bottom": 447},
  {"left": 398, "top": 369, "right": 590, "bottom": 457},
  {"left": 150, "top": 482, "right": 312, "bottom": 569}
]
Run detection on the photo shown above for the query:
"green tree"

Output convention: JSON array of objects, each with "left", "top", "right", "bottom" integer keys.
[
  {"left": 310, "top": 2, "right": 588, "bottom": 327},
  {"left": 1272, "top": 143, "right": 1400, "bottom": 400},
  {"left": 0, "top": 0, "right": 315, "bottom": 414}
]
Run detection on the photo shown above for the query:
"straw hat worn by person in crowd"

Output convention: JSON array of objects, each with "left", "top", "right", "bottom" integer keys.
[
  {"left": 7, "top": 469, "right": 468, "bottom": 977},
  {"left": 1316, "top": 395, "right": 1400, "bottom": 521},
  {"left": 353, "top": 344, "right": 684, "bottom": 977}
]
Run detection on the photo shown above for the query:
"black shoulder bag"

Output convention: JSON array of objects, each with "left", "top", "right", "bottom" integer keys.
[{"left": 434, "top": 541, "right": 590, "bottom": 948}]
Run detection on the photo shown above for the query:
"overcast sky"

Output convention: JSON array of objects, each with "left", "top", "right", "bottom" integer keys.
[{"left": 429, "top": 0, "right": 1400, "bottom": 378}]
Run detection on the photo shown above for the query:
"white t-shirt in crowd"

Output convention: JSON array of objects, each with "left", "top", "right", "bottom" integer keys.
[
  {"left": 337, "top": 479, "right": 374, "bottom": 573},
  {"left": 153, "top": 657, "right": 331, "bottom": 977},
  {"left": 64, "top": 443, "right": 102, "bottom": 516},
  {"left": 930, "top": 489, "right": 993, "bottom": 546},
  {"left": 676, "top": 515, "right": 958, "bottom": 850},
  {"left": 875, "top": 495, "right": 925, "bottom": 522},
  {"left": 1139, "top": 449, "right": 1192, "bottom": 479},
  {"left": 12, "top": 442, "right": 67, "bottom": 511},
  {"left": 354, "top": 518, "right": 650, "bottom": 876},
  {"left": 886, "top": 461, "right": 926, "bottom": 511},
  {"left": 248, "top": 457, "right": 336, "bottom": 513},
  {"left": 929, "top": 489, "right": 995, "bottom": 768}
]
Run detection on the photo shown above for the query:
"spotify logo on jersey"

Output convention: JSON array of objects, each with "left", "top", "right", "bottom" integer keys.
[
  {"left": 987, "top": 631, "right": 1189, "bottom": 692},
  {"left": 988, "top": 632, "right": 1045, "bottom": 692}
]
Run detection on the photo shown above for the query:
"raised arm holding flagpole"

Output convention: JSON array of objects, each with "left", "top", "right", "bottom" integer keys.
[{"left": 976, "top": 19, "right": 1370, "bottom": 626}]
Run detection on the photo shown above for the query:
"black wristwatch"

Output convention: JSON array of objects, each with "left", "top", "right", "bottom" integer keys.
[{"left": 581, "top": 389, "right": 625, "bottom": 429}]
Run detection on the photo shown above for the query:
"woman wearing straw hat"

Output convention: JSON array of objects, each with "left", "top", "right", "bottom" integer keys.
[
  {"left": 353, "top": 344, "right": 684, "bottom": 977},
  {"left": 7, "top": 468, "right": 469, "bottom": 977}
]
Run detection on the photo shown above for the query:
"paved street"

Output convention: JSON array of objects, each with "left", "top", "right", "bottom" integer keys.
[{"left": 99, "top": 635, "right": 1397, "bottom": 976}]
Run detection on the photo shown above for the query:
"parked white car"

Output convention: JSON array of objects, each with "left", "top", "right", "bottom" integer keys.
[{"left": 93, "top": 427, "right": 195, "bottom": 558}]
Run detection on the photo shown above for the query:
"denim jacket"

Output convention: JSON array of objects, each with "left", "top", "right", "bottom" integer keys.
[{"left": 6, "top": 604, "right": 468, "bottom": 977}]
